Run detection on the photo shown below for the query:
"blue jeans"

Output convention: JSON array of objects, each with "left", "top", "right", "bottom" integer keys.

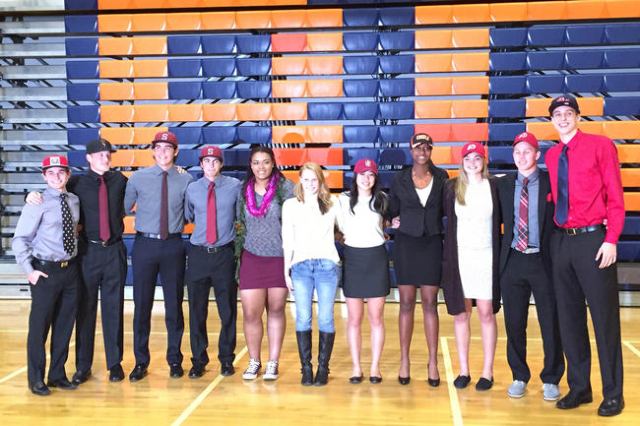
[{"left": 291, "top": 259, "right": 339, "bottom": 333}]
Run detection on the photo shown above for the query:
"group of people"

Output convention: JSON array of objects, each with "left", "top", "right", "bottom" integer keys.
[{"left": 12, "top": 95, "right": 625, "bottom": 417}]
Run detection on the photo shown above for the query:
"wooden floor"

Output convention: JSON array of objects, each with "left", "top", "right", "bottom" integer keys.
[{"left": 0, "top": 300, "right": 639, "bottom": 426}]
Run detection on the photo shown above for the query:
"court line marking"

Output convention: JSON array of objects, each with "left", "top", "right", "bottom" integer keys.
[
  {"left": 623, "top": 341, "right": 640, "bottom": 358},
  {"left": 441, "top": 337, "right": 464, "bottom": 426},
  {"left": 0, "top": 342, "right": 76, "bottom": 384},
  {"left": 170, "top": 345, "right": 249, "bottom": 426}
]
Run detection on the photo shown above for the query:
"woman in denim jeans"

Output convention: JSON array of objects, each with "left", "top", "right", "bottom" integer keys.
[{"left": 282, "top": 162, "right": 340, "bottom": 386}]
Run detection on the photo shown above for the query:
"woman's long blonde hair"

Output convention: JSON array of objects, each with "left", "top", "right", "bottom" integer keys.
[
  {"left": 455, "top": 155, "right": 490, "bottom": 205},
  {"left": 294, "top": 162, "right": 333, "bottom": 214}
]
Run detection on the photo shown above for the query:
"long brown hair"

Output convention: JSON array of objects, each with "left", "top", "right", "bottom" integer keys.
[
  {"left": 454, "top": 155, "right": 489, "bottom": 205},
  {"left": 293, "top": 162, "right": 333, "bottom": 215}
]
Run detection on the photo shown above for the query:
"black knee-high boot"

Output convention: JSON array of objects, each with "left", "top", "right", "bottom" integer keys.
[
  {"left": 314, "top": 331, "right": 335, "bottom": 386},
  {"left": 296, "top": 331, "right": 313, "bottom": 386}
]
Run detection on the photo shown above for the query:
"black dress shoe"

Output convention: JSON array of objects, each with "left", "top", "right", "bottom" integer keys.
[
  {"left": 220, "top": 362, "right": 235, "bottom": 376},
  {"left": 109, "top": 365, "right": 125, "bottom": 382},
  {"left": 370, "top": 376, "right": 383, "bottom": 384},
  {"left": 47, "top": 377, "right": 78, "bottom": 390},
  {"left": 453, "top": 375, "right": 471, "bottom": 389},
  {"left": 556, "top": 389, "right": 593, "bottom": 409},
  {"left": 428, "top": 377, "right": 441, "bottom": 387},
  {"left": 72, "top": 370, "right": 91, "bottom": 385},
  {"left": 170, "top": 363, "right": 184, "bottom": 378},
  {"left": 349, "top": 374, "right": 364, "bottom": 384},
  {"left": 597, "top": 396, "right": 624, "bottom": 417},
  {"left": 398, "top": 376, "right": 410, "bottom": 385},
  {"left": 476, "top": 377, "right": 494, "bottom": 391},
  {"left": 188, "top": 365, "right": 205, "bottom": 379},
  {"left": 129, "top": 364, "right": 148, "bottom": 382},
  {"left": 29, "top": 381, "right": 51, "bottom": 396}
]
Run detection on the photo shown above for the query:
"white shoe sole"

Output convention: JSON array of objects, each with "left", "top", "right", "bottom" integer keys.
[
  {"left": 263, "top": 374, "right": 278, "bottom": 381},
  {"left": 242, "top": 372, "right": 259, "bottom": 380},
  {"left": 508, "top": 391, "right": 526, "bottom": 398},
  {"left": 543, "top": 394, "right": 560, "bottom": 401}
]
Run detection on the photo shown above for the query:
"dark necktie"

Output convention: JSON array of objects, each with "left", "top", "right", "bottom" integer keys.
[
  {"left": 98, "top": 175, "right": 111, "bottom": 242},
  {"left": 60, "top": 193, "right": 75, "bottom": 255},
  {"left": 516, "top": 178, "right": 529, "bottom": 252},
  {"left": 206, "top": 181, "right": 218, "bottom": 245},
  {"left": 555, "top": 145, "right": 569, "bottom": 226},
  {"left": 160, "top": 171, "right": 169, "bottom": 239}
]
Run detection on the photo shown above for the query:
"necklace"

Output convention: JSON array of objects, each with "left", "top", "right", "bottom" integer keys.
[
  {"left": 412, "top": 170, "right": 432, "bottom": 189},
  {"left": 246, "top": 173, "right": 279, "bottom": 217}
]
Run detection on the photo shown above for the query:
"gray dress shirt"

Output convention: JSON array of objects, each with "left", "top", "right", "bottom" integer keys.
[
  {"left": 185, "top": 174, "right": 241, "bottom": 247},
  {"left": 124, "top": 164, "right": 194, "bottom": 234},
  {"left": 12, "top": 187, "right": 80, "bottom": 274},
  {"left": 511, "top": 169, "right": 540, "bottom": 249}
]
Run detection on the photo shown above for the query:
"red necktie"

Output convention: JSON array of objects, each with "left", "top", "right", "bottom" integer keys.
[
  {"left": 98, "top": 175, "right": 111, "bottom": 242},
  {"left": 160, "top": 171, "right": 169, "bottom": 239},
  {"left": 206, "top": 181, "right": 217, "bottom": 245},
  {"left": 516, "top": 178, "right": 529, "bottom": 251}
]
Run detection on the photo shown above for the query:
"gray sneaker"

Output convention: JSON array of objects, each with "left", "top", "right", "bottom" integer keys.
[
  {"left": 508, "top": 380, "right": 527, "bottom": 398},
  {"left": 542, "top": 383, "right": 560, "bottom": 401}
]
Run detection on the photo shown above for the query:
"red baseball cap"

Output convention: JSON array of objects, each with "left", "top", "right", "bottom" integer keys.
[
  {"left": 199, "top": 145, "right": 223, "bottom": 161},
  {"left": 354, "top": 158, "right": 378, "bottom": 175},
  {"left": 461, "top": 142, "right": 486, "bottom": 159},
  {"left": 42, "top": 155, "right": 70, "bottom": 170},
  {"left": 513, "top": 132, "right": 539, "bottom": 150},
  {"left": 152, "top": 131, "right": 178, "bottom": 148}
]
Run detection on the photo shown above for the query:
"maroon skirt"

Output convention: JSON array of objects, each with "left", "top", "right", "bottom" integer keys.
[{"left": 238, "top": 250, "right": 287, "bottom": 290}]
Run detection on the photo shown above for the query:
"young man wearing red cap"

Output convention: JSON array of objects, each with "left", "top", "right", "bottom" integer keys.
[
  {"left": 124, "top": 131, "right": 194, "bottom": 381},
  {"left": 183, "top": 146, "right": 241, "bottom": 378},
  {"left": 12, "top": 155, "right": 81, "bottom": 396},
  {"left": 497, "top": 132, "right": 564, "bottom": 401},
  {"left": 545, "top": 95, "right": 625, "bottom": 416}
]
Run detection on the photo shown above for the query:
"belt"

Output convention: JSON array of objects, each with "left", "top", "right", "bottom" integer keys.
[
  {"left": 33, "top": 257, "right": 76, "bottom": 268},
  {"left": 192, "top": 242, "right": 233, "bottom": 254},
  {"left": 137, "top": 232, "right": 182, "bottom": 240},
  {"left": 88, "top": 237, "right": 122, "bottom": 247},
  {"left": 512, "top": 247, "right": 540, "bottom": 255},
  {"left": 563, "top": 224, "right": 604, "bottom": 236}
]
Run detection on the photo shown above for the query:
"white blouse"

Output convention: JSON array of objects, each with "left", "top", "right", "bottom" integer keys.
[
  {"left": 336, "top": 193, "right": 385, "bottom": 248},
  {"left": 415, "top": 177, "right": 433, "bottom": 207}
]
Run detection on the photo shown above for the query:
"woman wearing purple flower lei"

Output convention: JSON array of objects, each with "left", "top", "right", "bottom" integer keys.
[{"left": 235, "top": 145, "right": 294, "bottom": 381}]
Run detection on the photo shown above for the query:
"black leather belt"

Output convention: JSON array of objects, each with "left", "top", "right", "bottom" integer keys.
[
  {"left": 511, "top": 247, "right": 540, "bottom": 254},
  {"left": 137, "top": 232, "right": 182, "bottom": 240},
  {"left": 88, "top": 238, "right": 122, "bottom": 247},
  {"left": 33, "top": 257, "right": 76, "bottom": 268},
  {"left": 192, "top": 242, "right": 233, "bottom": 254},
  {"left": 563, "top": 224, "right": 604, "bottom": 236}
]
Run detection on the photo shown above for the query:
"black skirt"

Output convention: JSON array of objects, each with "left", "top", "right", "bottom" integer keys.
[
  {"left": 392, "top": 231, "right": 443, "bottom": 287},
  {"left": 342, "top": 244, "right": 390, "bottom": 299}
]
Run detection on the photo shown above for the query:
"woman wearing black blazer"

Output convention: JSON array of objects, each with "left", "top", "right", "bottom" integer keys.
[{"left": 388, "top": 133, "right": 449, "bottom": 386}]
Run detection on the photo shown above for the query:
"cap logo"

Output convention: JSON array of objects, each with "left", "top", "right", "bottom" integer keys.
[
  {"left": 207, "top": 148, "right": 213, "bottom": 155},
  {"left": 517, "top": 132, "right": 528, "bottom": 140},
  {"left": 468, "top": 143, "right": 476, "bottom": 150},
  {"left": 161, "top": 133, "right": 169, "bottom": 141},
  {"left": 50, "top": 156, "right": 61, "bottom": 166},
  {"left": 365, "top": 159, "right": 371, "bottom": 167}
]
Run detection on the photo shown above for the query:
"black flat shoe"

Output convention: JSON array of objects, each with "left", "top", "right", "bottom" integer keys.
[
  {"left": 220, "top": 362, "right": 235, "bottom": 376},
  {"left": 188, "top": 365, "right": 205, "bottom": 379},
  {"left": 170, "top": 363, "right": 184, "bottom": 378},
  {"left": 29, "top": 381, "right": 51, "bottom": 396},
  {"left": 72, "top": 370, "right": 91, "bottom": 385},
  {"left": 370, "top": 376, "right": 382, "bottom": 384},
  {"left": 556, "top": 389, "right": 593, "bottom": 409},
  {"left": 476, "top": 377, "right": 494, "bottom": 391},
  {"left": 349, "top": 374, "right": 363, "bottom": 384},
  {"left": 109, "top": 364, "right": 125, "bottom": 382},
  {"left": 598, "top": 396, "right": 624, "bottom": 417},
  {"left": 47, "top": 377, "right": 78, "bottom": 390},
  {"left": 398, "top": 376, "right": 410, "bottom": 385},
  {"left": 129, "top": 364, "right": 148, "bottom": 382},
  {"left": 428, "top": 377, "right": 440, "bottom": 387},
  {"left": 453, "top": 375, "right": 471, "bottom": 389}
]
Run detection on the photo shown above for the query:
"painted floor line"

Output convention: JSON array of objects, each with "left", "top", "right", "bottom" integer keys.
[
  {"left": 623, "top": 341, "right": 640, "bottom": 358},
  {"left": 441, "top": 337, "right": 464, "bottom": 426},
  {"left": 0, "top": 342, "right": 76, "bottom": 384}
]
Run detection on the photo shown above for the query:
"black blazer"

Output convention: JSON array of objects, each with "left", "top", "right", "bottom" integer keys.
[
  {"left": 387, "top": 162, "right": 449, "bottom": 237},
  {"left": 496, "top": 170, "right": 556, "bottom": 279}
]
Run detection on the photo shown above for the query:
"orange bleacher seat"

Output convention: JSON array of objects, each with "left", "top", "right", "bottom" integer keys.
[
  {"left": 617, "top": 144, "right": 640, "bottom": 163},
  {"left": 101, "top": 105, "right": 134, "bottom": 123},
  {"left": 271, "top": 10, "right": 307, "bottom": 28},
  {"left": 414, "top": 123, "right": 453, "bottom": 141},
  {"left": 100, "top": 127, "right": 135, "bottom": 145},
  {"left": 134, "top": 105, "right": 169, "bottom": 123},
  {"left": 306, "top": 9, "right": 342, "bottom": 28},
  {"left": 131, "top": 14, "right": 166, "bottom": 32},
  {"left": 111, "top": 149, "right": 155, "bottom": 168},
  {"left": 526, "top": 97, "right": 603, "bottom": 118},
  {"left": 273, "top": 147, "right": 342, "bottom": 166},
  {"left": 430, "top": 146, "right": 452, "bottom": 164},
  {"left": 415, "top": 100, "right": 452, "bottom": 119},
  {"left": 452, "top": 100, "right": 488, "bottom": 118},
  {"left": 201, "top": 12, "right": 235, "bottom": 30},
  {"left": 415, "top": 30, "right": 452, "bottom": 49},
  {"left": 97, "top": 14, "right": 132, "bottom": 32},
  {"left": 202, "top": 103, "right": 237, "bottom": 121},
  {"left": 603, "top": 121, "right": 640, "bottom": 140},
  {"left": 452, "top": 28, "right": 490, "bottom": 48},
  {"left": 525, "top": 121, "right": 603, "bottom": 140},
  {"left": 132, "top": 37, "right": 167, "bottom": 55},
  {"left": 566, "top": 0, "right": 606, "bottom": 20},
  {"left": 133, "top": 59, "right": 167, "bottom": 78},
  {"left": 621, "top": 169, "right": 640, "bottom": 187},
  {"left": 168, "top": 104, "right": 202, "bottom": 122},
  {"left": 307, "top": 125, "right": 343, "bottom": 143},
  {"left": 307, "top": 56, "right": 343, "bottom": 75},
  {"left": 452, "top": 52, "right": 490, "bottom": 71},
  {"left": 99, "top": 60, "right": 134, "bottom": 78},
  {"left": 133, "top": 127, "right": 168, "bottom": 145},
  {"left": 272, "top": 80, "right": 307, "bottom": 98},
  {"left": 447, "top": 169, "right": 460, "bottom": 178},
  {"left": 272, "top": 126, "right": 307, "bottom": 144},
  {"left": 236, "top": 103, "right": 272, "bottom": 121},
  {"left": 166, "top": 13, "right": 202, "bottom": 31},
  {"left": 415, "top": 54, "right": 452, "bottom": 73},
  {"left": 272, "top": 57, "right": 307, "bottom": 75},
  {"left": 452, "top": 123, "right": 489, "bottom": 141},
  {"left": 283, "top": 170, "right": 343, "bottom": 189},
  {"left": 452, "top": 76, "right": 489, "bottom": 95},
  {"left": 528, "top": 1, "right": 567, "bottom": 21},
  {"left": 133, "top": 82, "right": 168, "bottom": 100},
  {"left": 272, "top": 33, "right": 307, "bottom": 53},
  {"left": 624, "top": 193, "right": 640, "bottom": 212},
  {"left": 272, "top": 103, "right": 307, "bottom": 120},
  {"left": 235, "top": 11, "right": 271, "bottom": 29},
  {"left": 307, "top": 33, "right": 343, "bottom": 52},
  {"left": 306, "top": 79, "right": 343, "bottom": 97},
  {"left": 605, "top": 0, "right": 640, "bottom": 19},
  {"left": 124, "top": 216, "right": 135, "bottom": 233},
  {"left": 451, "top": 144, "right": 488, "bottom": 164},
  {"left": 452, "top": 4, "right": 490, "bottom": 23},
  {"left": 100, "top": 82, "right": 134, "bottom": 100},
  {"left": 415, "top": 77, "right": 452, "bottom": 96},
  {"left": 415, "top": 5, "right": 453, "bottom": 25},
  {"left": 99, "top": 38, "right": 132, "bottom": 56},
  {"left": 489, "top": 2, "right": 528, "bottom": 22},
  {"left": 97, "top": 0, "right": 131, "bottom": 10}
]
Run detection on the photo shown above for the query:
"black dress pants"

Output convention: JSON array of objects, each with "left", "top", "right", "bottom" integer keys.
[
  {"left": 75, "top": 241, "right": 127, "bottom": 372},
  {"left": 500, "top": 250, "right": 564, "bottom": 384},
  {"left": 186, "top": 243, "right": 237, "bottom": 367},
  {"left": 551, "top": 227, "right": 623, "bottom": 399}
]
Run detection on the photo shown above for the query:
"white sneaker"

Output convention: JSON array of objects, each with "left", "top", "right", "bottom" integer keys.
[
  {"left": 263, "top": 360, "right": 279, "bottom": 381},
  {"left": 508, "top": 380, "right": 527, "bottom": 398},
  {"left": 242, "top": 359, "right": 261, "bottom": 380},
  {"left": 543, "top": 383, "right": 560, "bottom": 401}
]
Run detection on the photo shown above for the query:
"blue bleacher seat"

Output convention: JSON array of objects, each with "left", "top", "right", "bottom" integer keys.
[
  {"left": 623, "top": 217, "right": 640, "bottom": 235},
  {"left": 202, "top": 126, "right": 237, "bottom": 144},
  {"left": 167, "top": 35, "right": 201, "bottom": 55},
  {"left": 603, "top": 97, "right": 640, "bottom": 116},
  {"left": 67, "top": 105, "right": 100, "bottom": 123},
  {"left": 65, "top": 15, "right": 98, "bottom": 33},
  {"left": 200, "top": 35, "right": 235, "bottom": 54},
  {"left": 202, "top": 58, "right": 236, "bottom": 76},
  {"left": 67, "top": 150, "right": 88, "bottom": 167},
  {"left": 488, "top": 123, "right": 526, "bottom": 141},
  {"left": 488, "top": 100, "right": 526, "bottom": 118},
  {"left": 175, "top": 149, "right": 200, "bottom": 167},
  {"left": 237, "top": 127, "right": 272, "bottom": 145},
  {"left": 527, "top": 26, "right": 566, "bottom": 46},
  {"left": 489, "top": 146, "right": 544, "bottom": 165},
  {"left": 65, "top": 0, "right": 97, "bottom": 10},
  {"left": 65, "top": 37, "right": 99, "bottom": 56},
  {"left": 223, "top": 148, "right": 251, "bottom": 166},
  {"left": 344, "top": 56, "right": 379, "bottom": 74},
  {"left": 236, "top": 35, "right": 271, "bottom": 54},
  {"left": 378, "top": 101, "right": 414, "bottom": 119},
  {"left": 379, "top": 7, "right": 414, "bottom": 26},
  {"left": 343, "top": 148, "right": 381, "bottom": 165},
  {"left": 565, "top": 51, "right": 605, "bottom": 69},
  {"left": 67, "top": 128, "right": 100, "bottom": 145},
  {"left": 604, "top": 73, "right": 640, "bottom": 92},
  {"left": 489, "top": 28, "right": 527, "bottom": 47},
  {"left": 604, "top": 49, "right": 640, "bottom": 68},
  {"left": 343, "top": 102, "right": 379, "bottom": 120},
  {"left": 66, "top": 83, "right": 100, "bottom": 101},
  {"left": 343, "top": 8, "right": 378, "bottom": 27},
  {"left": 379, "top": 148, "right": 412, "bottom": 165},
  {"left": 379, "top": 32, "right": 415, "bottom": 51},
  {"left": 343, "top": 79, "right": 379, "bottom": 97},
  {"left": 379, "top": 78, "right": 414, "bottom": 97},
  {"left": 489, "top": 76, "right": 527, "bottom": 94},
  {"left": 566, "top": 24, "right": 606, "bottom": 45},
  {"left": 379, "top": 55, "right": 414, "bottom": 74},
  {"left": 236, "top": 58, "right": 271, "bottom": 76},
  {"left": 343, "top": 126, "right": 379, "bottom": 144},
  {"left": 66, "top": 60, "right": 100, "bottom": 79},
  {"left": 170, "top": 127, "right": 202, "bottom": 145},
  {"left": 168, "top": 81, "right": 202, "bottom": 99},
  {"left": 237, "top": 81, "right": 272, "bottom": 98},
  {"left": 343, "top": 32, "right": 379, "bottom": 51},
  {"left": 618, "top": 241, "right": 640, "bottom": 262},
  {"left": 202, "top": 81, "right": 237, "bottom": 99},
  {"left": 605, "top": 23, "right": 640, "bottom": 44},
  {"left": 307, "top": 102, "right": 344, "bottom": 120},
  {"left": 489, "top": 52, "right": 527, "bottom": 71},
  {"left": 379, "top": 125, "right": 413, "bottom": 143},
  {"left": 168, "top": 59, "right": 201, "bottom": 77},
  {"left": 564, "top": 75, "right": 604, "bottom": 93},
  {"left": 527, "top": 51, "right": 565, "bottom": 70},
  {"left": 526, "top": 75, "right": 565, "bottom": 94}
]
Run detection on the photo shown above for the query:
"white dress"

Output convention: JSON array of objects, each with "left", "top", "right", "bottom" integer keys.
[{"left": 454, "top": 179, "right": 493, "bottom": 300}]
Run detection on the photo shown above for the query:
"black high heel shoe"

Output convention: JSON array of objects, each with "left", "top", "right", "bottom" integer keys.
[
  {"left": 428, "top": 377, "right": 440, "bottom": 387},
  {"left": 398, "top": 376, "right": 410, "bottom": 385}
]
